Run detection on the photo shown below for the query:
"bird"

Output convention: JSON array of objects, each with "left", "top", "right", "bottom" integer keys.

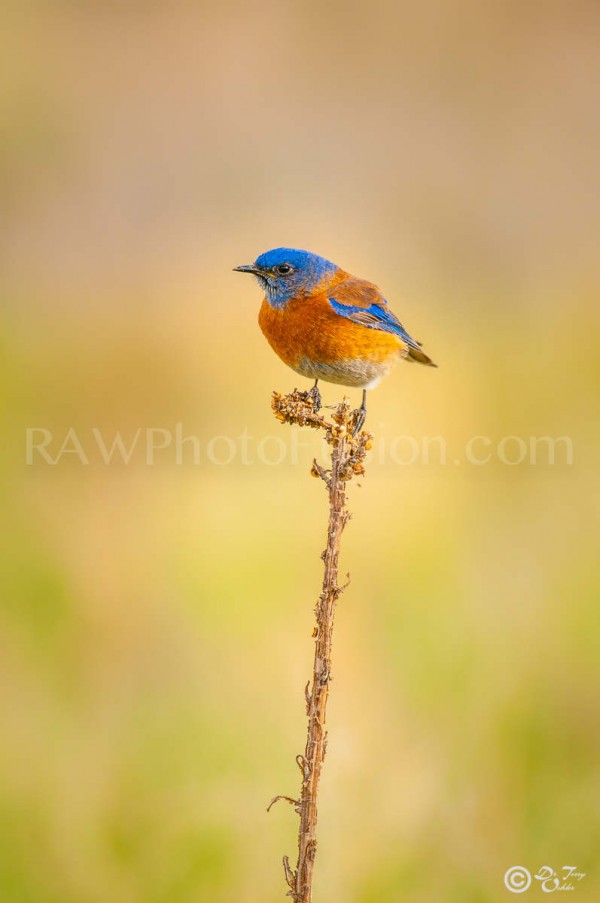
[{"left": 234, "top": 247, "right": 436, "bottom": 432}]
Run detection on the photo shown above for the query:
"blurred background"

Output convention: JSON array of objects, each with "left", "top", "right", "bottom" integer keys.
[{"left": 2, "top": 1, "right": 600, "bottom": 901}]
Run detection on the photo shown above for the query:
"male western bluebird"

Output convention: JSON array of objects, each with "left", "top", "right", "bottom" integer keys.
[{"left": 234, "top": 247, "right": 436, "bottom": 432}]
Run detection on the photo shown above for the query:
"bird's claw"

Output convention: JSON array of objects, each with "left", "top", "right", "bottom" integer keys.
[
  {"left": 307, "top": 384, "right": 322, "bottom": 413},
  {"left": 350, "top": 407, "right": 366, "bottom": 436}
]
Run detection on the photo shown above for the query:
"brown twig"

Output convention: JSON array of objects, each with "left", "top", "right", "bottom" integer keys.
[{"left": 269, "top": 388, "right": 372, "bottom": 902}]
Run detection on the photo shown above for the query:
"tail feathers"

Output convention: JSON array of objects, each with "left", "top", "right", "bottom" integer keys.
[{"left": 406, "top": 345, "right": 437, "bottom": 367}]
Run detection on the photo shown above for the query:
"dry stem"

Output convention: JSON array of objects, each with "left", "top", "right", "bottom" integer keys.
[{"left": 269, "top": 388, "right": 372, "bottom": 902}]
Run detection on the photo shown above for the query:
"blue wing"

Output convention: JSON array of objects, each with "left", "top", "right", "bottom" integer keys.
[
  {"left": 328, "top": 296, "right": 423, "bottom": 351},
  {"left": 327, "top": 278, "right": 436, "bottom": 366}
]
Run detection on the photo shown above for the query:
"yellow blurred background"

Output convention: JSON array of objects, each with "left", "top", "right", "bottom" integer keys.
[{"left": 2, "top": 2, "right": 600, "bottom": 901}]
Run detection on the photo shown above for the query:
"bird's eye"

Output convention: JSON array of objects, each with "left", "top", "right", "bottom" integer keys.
[{"left": 275, "top": 264, "right": 293, "bottom": 275}]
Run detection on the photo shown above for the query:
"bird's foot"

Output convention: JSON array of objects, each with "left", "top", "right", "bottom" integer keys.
[
  {"left": 350, "top": 406, "right": 367, "bottom": 436},
  {"left": 307, "top": 383, "right": 322, "bottom": 413}
]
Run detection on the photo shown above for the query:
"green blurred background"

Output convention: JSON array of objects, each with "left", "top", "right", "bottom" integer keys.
[{"left": 2, "top": 2, "right": 600, "bottom": 901}]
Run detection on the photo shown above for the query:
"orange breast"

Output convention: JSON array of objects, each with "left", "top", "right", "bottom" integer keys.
[{"left": 258, "top": 293, "right": 401, "bottom": 369}]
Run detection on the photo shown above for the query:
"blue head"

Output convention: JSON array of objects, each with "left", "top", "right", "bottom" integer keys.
[{"left": 234, "top": 247, "right": 338, "bottom": 308}]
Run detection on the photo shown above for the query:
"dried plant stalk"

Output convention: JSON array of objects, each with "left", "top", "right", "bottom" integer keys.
[{"left": 269, "top": 388, "right": 372, "bottom": 902}]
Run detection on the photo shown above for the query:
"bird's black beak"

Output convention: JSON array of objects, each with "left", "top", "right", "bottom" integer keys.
[{"left": 233, "top": 264, "right": 261, "bottom": 275}]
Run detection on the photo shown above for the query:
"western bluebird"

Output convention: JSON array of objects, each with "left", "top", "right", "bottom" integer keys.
[{"left": 234, "top": 247, "right": 436, "bottom": 431}]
